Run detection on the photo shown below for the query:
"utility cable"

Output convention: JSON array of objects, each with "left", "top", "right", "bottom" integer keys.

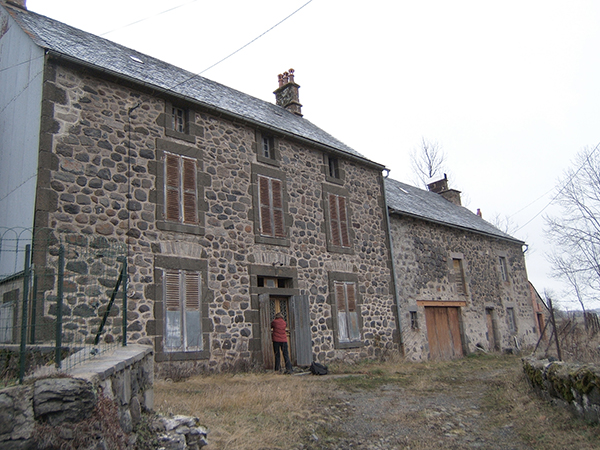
[{"left": 513, "top": 141, "right": 600, "bottom": 233}]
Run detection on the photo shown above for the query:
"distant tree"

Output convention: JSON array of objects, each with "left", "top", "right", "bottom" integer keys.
[
  {"left": 410, "top": 138, "right": 448, "bottom": 187},
  {"left": 545, "top": 146, "right": 600, "bottom": 313},
  {"left": 490, "top": 213, "right": 518, "bottom": 236}
]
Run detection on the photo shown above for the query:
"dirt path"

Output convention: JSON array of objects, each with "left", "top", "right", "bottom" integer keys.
[{"left": 300, "top": 366, "right": 532, "bottom": 450}]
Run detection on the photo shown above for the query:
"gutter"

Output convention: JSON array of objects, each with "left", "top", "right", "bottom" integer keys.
[
  {"left": 44, "top": 51, "right": 386, "bottom": 171},
  {"left": 381, "top": 174, "right": 404, "bottom": 354}
]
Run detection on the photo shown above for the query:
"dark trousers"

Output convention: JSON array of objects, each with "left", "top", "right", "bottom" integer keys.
[{"left": 273, "top": 341, "right": 292, "bottom": 372}]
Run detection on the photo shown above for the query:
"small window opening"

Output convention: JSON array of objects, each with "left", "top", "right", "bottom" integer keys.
[
  {"left": 257, "top": 276, "right": 290, "bottom": 288},
  {"left": 172, "top": 107, "right": 185, "bottom": 133},
  {"left": 499, "top": 256, "right": 508, "bottom": 282},
  {"left": 328, "top": 156, "right": 340, "bottom": 179},
  {"left": 262, "top": 136, "right": 274, "bottom": 159},
  {"left": 410, "top": 311, "right": 419, "bottom": 329}
]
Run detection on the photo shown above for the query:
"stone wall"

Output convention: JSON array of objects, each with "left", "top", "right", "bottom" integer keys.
[
  {"left": 34, "top": 58, "right": 398, "bottom": 372},
  {"left": 0, "top": 344, "right": 156, "bottom": 449},
  {"left": 390, "top": 215, "right": 538, "bottom": 361},
  {"left": 523, "top": 357, "right": 600, "bottom": 424}
]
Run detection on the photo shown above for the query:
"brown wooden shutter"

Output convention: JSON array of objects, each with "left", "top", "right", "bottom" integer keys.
[
  {"left": 165, "top": 270, "right": 181, "bottom": 311},
  {"left": 182, "top": 157, "right": 197, "bottom": 225},
  {"left": 259, "top": 175, "right": 273, "bottom": 236},
  {"left": 272, "top": 179, "right": 285, "bottom": 237},
  {"left": 329, "top": 193, "right": 341, "bottom": 246},
  {"left": 335, "top": 282, "right": 346, "bottom": 311},
  {"left": 184, "top": 271, "right": 200, "bottom": 310},
  {"left": 338, "top": 195, "right": 350, "bottom": 247},
  {"left": 346, "top": 282, "right": 356, "bottom": 312},
  {"left": 165, "top": 154, "right": 181, "bottom": 222}
]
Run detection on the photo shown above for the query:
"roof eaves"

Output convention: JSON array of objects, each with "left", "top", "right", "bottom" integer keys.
[{"left": 388, "top": 208, "right": 525, "bottom": 246}]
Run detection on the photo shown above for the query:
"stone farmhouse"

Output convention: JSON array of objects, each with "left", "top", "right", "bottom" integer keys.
[
  {"left": 386, "top": 176, "right": 540, "bottom": 361},
  {"left": 0, "top": 0, "right": 539, "bottom": 369}
]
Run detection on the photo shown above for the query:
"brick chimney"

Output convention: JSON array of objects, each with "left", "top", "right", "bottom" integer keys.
[
  {"left": 6, "top": 0, "right": 27, "bottom": 9},
  {"left": 427, "top": 174, "right": 462, "bottom": 206},
  {"left": 274, "top": 69, "right": 302, "bottom": 117}
]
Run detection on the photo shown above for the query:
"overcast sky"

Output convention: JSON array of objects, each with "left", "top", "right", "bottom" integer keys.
[{"left": 26, "top": 0, "right": 600, "bottom": 309}]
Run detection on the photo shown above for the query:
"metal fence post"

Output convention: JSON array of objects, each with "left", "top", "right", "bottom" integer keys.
[
  {"left": 18, "top": 244, "right": 31, "bottom": 384},
  {"left": 122, "top": 259, "right": 127, "bottom": 346},
  {"left": 55, "top": 245, "right": 65, "bottom": 369}
]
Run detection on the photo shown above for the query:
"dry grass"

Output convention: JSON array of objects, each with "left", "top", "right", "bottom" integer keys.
[
  {"left": 155, "top": 354, "right": 600, "bottom": 450},
  {"left": 154, "top": 372, "right": 326, "bottom": 450}
]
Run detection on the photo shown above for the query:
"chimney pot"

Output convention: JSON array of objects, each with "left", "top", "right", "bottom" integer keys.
[{"left": 274, "top": 68, "right": 303, "bottom": 117}]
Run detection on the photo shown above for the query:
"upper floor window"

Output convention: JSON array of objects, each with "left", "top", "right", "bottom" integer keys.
[
  {"left": 499, "top": 256, "right": 509, "bottom": 282},
  {"left": 155, "top": 138, "right": 205, "bottom": 235},
  {"left": 165, "top": 151, "right": 198, "bottom": 225},
  {"left": 164, "top": 269, "right": 203, "bottom": 352},
  {"left": 329, "top": 193, "right": 350, "bottom": 248},
  {"left": 172, "top": 107, "right": 186, "bottom": 133},
  {"left": 324, "top": 154, "right": 345, "bottom": 184},
  {"left": 256, "top": 131, "right": 279, "bottom": 166},
  {"left": 258, "top": 175, "right": 285, "bottom": 239},
  {"left": 453, "top": 258, "right": 466, "bottom": 295}
]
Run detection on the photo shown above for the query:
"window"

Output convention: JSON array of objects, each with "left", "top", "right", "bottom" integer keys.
[
  {"left": 171, "top": 106, "right": 186, "bottom": 133},
  {"left": 499, "top": 256, "right": 508, "bottom": 282},
  {"left": 164, "top": 269, "right": 202, "bottom": 352},
  {"left": 328, "top": 157, "right": 340, "bottom": 179},
  {"left": 258, "top": 175, "right": 285, "bottom": 238},
  {"left": 506, "top": 307, "right": 517, "bottom": 334},
  {"left": 410, "top": 311, "right": 419, "bottom": 330},
  {"left": 165, "top": 152, "right": 198, "bottom": 225},
  {"left": 324, "top": 154, "right": 345, "bottom": 184},
  {"left": 255, "top": 131, "right": 279, "bottom": 166},
  {"left": 453, "top": 258, "right": 466, "bottom": 295},
  {"left": 334, "top": 281, "right": 360, "bottom": 343},
  {"left": 328, "top": 193, "right": 350, "bottom": 248}
]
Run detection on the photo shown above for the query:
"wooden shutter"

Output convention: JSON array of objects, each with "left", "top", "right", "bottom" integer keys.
[
  {"left": 272, "top": 179, "right": 285, "bottom": 237},
  {"left": 334, "top": 281, "right": 349, "bottom": 342},
  {"left": 182, "top": 157, "right": 198, "bottom": 225},
  {"left": 329, "top": 194, "right": 350, "bottom": 247},
  {"left": 164, "top": 270, "right": 182, "bottom": 350},
  {"left": 259, "top": 294, "right": 274, "bottom": 369},
  {"left": 346, "top": 283, "right": 360, "bottom": 341},
  {"left": 259, "top": 175, "right": 273, "bottom": 236},
  {"left": 165, "top": 153, "right": 181, "bottom": 222},
  {"left": 291, "top": 295, "right": 312, "bottom": 366},
  {"left": 184, "top": 271, "right": 202, "bottom": 349}
]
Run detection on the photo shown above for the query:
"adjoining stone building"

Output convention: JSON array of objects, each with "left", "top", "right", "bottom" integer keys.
[
  {"left": 385, "top": 176, "right": 540, "bottom": 361},
  {"left": 0, "top": 1, "right": 399, "bottom": 371}
]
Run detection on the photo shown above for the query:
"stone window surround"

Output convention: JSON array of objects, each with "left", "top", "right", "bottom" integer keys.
[
  {"left": 154, "top": 138, "right": 207, "bottom": 236},
  {"left": 323, "top": 153, "right": 345, "bottom": 185},
  {"left": 254, "top": 130, "right": 280, "bottom": 167},
  {"left": 496, "top": 251, "right": 510, "bottom": 283},
  {"left": 328, "top": 271, "right": 363, "bottom": 349},
  {"left": 448, "top": 252, "right": 470, "bottom": 299},
  {"left": 322, "top": 184, "right": 355, "bottom": 255},
  {"left": 249, "top": 265, "right": 299, "bottom": 298},
  {"left": 251, "top": 164, "right": 291, "bottom": 247},
  {"left": 505, "top": 305, "right": 517, "bottom": 334},
  {"left": 163, "top": 100, "right": 196, "bottom": 144},
  {"left": 153, "top": 255, "right": 211, "bottom": 362}
]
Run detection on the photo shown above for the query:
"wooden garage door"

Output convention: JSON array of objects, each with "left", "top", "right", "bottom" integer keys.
[{"left": 425, "top": 307, "right": 464, "bottom": 360}]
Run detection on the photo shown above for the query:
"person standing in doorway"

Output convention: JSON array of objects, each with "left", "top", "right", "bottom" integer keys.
[{"left": 271, "top": 313, "right": 293, "bottom": 374}]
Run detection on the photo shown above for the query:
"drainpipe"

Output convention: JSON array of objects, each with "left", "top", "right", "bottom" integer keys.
[{"left": 380, "top": 170, "right": 404, "bottom": 356}]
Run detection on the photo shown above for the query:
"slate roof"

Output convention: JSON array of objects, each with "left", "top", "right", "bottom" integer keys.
[
  {"left": 5, "top": 4, "right": 379, "bottom": 166},
  {"left": 385, "top": 178, "right": 523, "bottom": 244}
]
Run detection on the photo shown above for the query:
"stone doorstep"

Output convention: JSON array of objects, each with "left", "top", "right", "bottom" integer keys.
[{"left": 65, "top": 344, "right": 153, "bottom": 383}]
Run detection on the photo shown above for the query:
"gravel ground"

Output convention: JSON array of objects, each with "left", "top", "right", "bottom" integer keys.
[{"left": 299, "top": 368, "right": 533, "bottom": 450}]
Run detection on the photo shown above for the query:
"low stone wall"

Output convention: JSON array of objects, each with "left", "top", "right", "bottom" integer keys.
[{"left": 523, "top": 357, "right": 600, "bottom": 424}]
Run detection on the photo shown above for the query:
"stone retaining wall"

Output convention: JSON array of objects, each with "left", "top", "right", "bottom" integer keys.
[
  {"left": 0, "top": 344, "right": 155, "bottom": 449},
  {"left": 523, "top": 356, "right": 600, "bottom": 424}
]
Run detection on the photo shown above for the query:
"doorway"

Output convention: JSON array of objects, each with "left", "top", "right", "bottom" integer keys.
[
  {"left": 486, "top": 308, "right": 500, "bottom": 351},
  {"left": 425, "top": 306, "right": 464, "bottom": 360}
]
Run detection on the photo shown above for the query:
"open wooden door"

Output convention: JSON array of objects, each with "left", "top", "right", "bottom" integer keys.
[
  {"left": 425, "top": 306, "right": 464, "bottom": 360},
  {"left": 259, "top": 293, "right": 274, "bottom": 369},
  {"left": 291, "top": 295, "right": 312, "bottom": 366}
]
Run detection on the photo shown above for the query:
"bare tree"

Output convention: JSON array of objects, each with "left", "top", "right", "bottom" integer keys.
[
  {"left": 545, "top": 145, "right": 600, "bottom": 311},
  {"left": 490, "top": 213, "right": 518, "bottom": 236},
  {"left": 410, "top": 138, "right": 448, "bottom": 187}
]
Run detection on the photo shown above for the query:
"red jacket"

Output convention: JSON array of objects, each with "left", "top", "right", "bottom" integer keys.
[{"left": 271, "top": 317, "right": 288, "bottom": 343}]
